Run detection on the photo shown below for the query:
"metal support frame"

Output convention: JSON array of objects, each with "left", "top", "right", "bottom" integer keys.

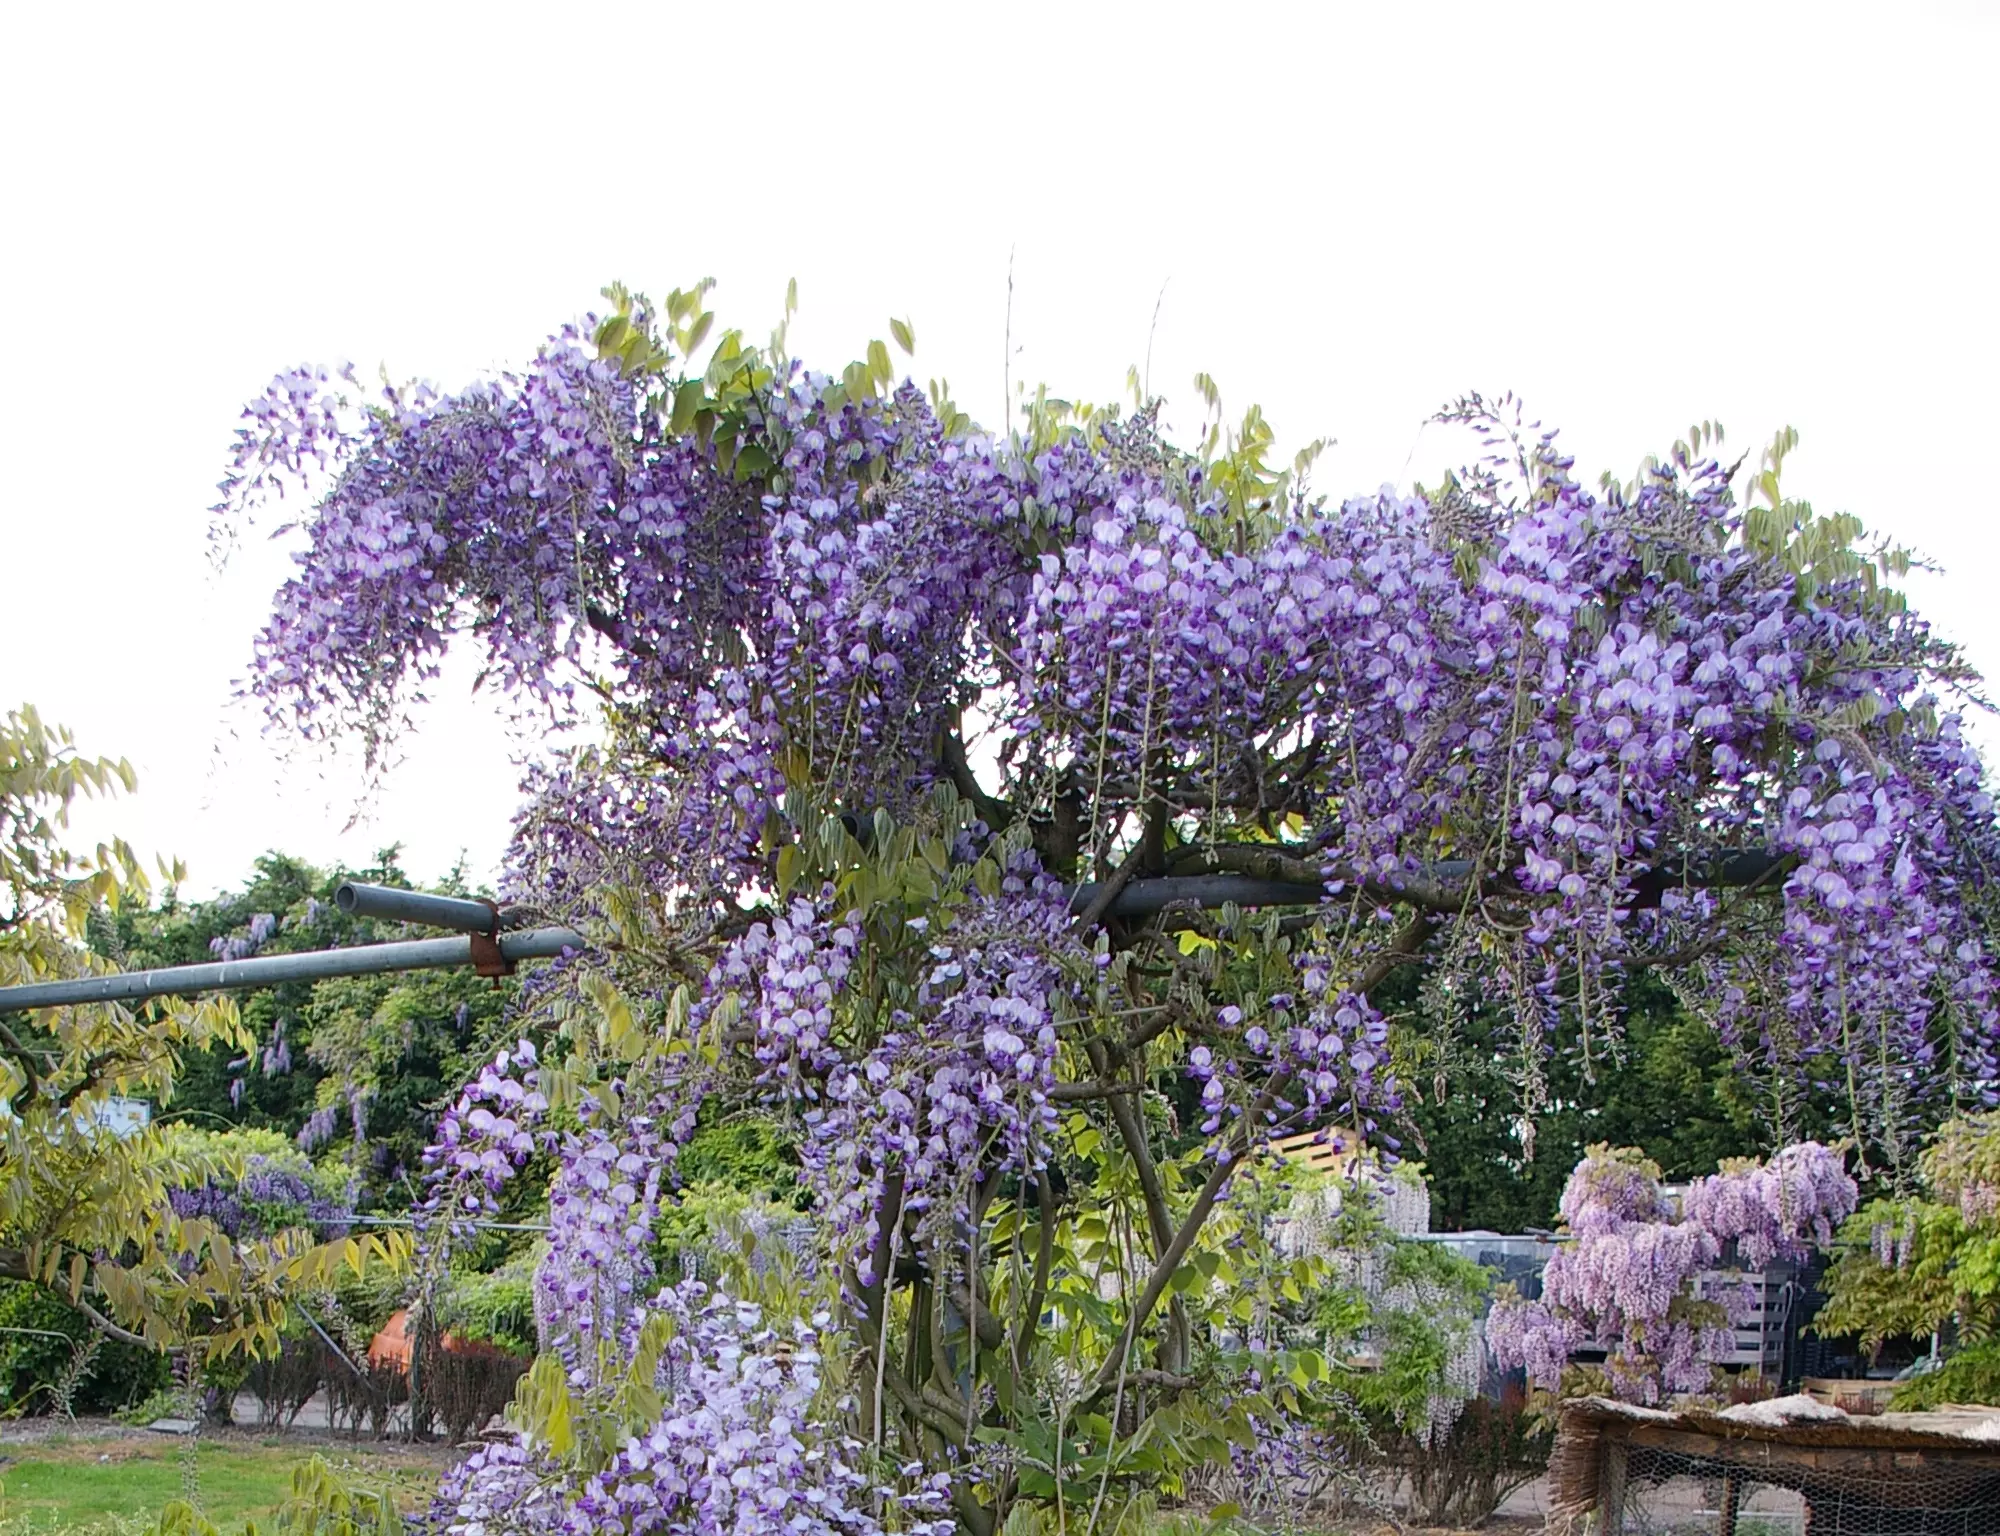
[
  {"left": 2, "top": 843, "right": 1793, "bottom": 1016},
  {"left": 0, "top": 920, "right": 583, "bottom": 1013},
  {"left": 332, "top": 882, "right": 499, "bottom": 934}
]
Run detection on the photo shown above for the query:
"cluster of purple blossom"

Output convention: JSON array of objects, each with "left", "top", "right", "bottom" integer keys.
[
  {"left": 226, "top": 1013, "right": 295, "bottom": 1109},
  {"left": 1487, "top": 1142, "right": 1857, "bottom": 1403},
  {"left": 1191, "top": 961, "right": 1399, "bottom": 1156},
  {"left": 296, "top": 1098, "right": 361, "bottom": 1152},
  {"left": 417, "top": 1038, "right": 692, "bottom": 1378},
  {"left": 420, "top": 1039, "right": 548, "bottom": 1225},
  {"left": 209, "top": 909, "right": 278, "bottom": 963},
  {"left": 702, "top": 861, "right": 1079, "bottom": 1263},
  {"left": 1911, "top": 1112, "right": 2000, "bottom": 1228},
  {"left": 1014, "top": 485, "right": 1452, "bottom": 850},
  {"left": 1683, "top": 1141, "right": 1855, "bottom": 1270},
  {"left": 210, "top": 908, "right": 292, "bottom": 1107},
  {"left": 534, "top": 1112, "right": 671, "bottom": 1386},
  {"left": 428, "top": 1278, "right": 954, "bottom": 1536},
  {"left": 1871, "top": 1208, "right": 1919, "bottom": 1268},
  {"left": 220, "top": 306, "right": 2000, "bottom": 1509},
  {"left": 221, "top": 320, "right": 2000, "bottom": 1174},
  {"left": 168, "top": 1154, "right": 354, "bottom": 1241},
  {"left": 1222, "top": 1407, "right": 1364, "bottom": 1527},
  {"left": 762, "top": 389, "right": 1024, "bottom": 811}
]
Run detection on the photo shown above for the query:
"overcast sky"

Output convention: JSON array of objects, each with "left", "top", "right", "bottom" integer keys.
[{"left": 2, "top": 2, "right": 1995, "bottom": 899}]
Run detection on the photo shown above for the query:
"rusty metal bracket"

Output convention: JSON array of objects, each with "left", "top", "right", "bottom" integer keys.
[{"left": 469, "top": 899, "right": 513, "bottom": 978}]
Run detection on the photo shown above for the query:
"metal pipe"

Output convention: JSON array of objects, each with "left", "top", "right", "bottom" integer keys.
[
  {"left": 295, "top": 1300, "right": 375, "bottom": 1391},
  {"left": 1078, "top": 875, "right": 1326, "bottom": 918},
  {"left": 3, "top": 853, "right": 1796, "bottom": 1014},
  {"left": 0, "top": 927, "right": 585, "bottom": 1013},
  {"left": 334, "top": 882, "right": 499, "bottom": 934},
  {"left": 345, "top": 1214, "right": 551, "bottom": 1233}
]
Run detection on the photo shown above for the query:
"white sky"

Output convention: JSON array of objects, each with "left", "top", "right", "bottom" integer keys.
[{"left": 2, "top": 2, "right": 1995, "bottom": 900}]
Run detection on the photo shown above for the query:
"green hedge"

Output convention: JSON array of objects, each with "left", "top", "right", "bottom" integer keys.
[{"left": 0, "top": 1280, "right": 170, "bottom": 1416}]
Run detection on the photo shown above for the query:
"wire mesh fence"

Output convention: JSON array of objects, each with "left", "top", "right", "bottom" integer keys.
[{"left": 1605, "top": 1441, "right": 2000, "bottom": 1536}]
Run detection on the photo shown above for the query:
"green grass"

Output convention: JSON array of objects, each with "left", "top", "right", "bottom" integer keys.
[{"left": 0, "top": 1438, "right": 441, "bottom": 1535}]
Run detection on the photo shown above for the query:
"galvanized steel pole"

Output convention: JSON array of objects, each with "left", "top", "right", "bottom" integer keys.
[
  {"left": 333, "top": 882, "right": 501, "bottom": 934},
  {"left": 0, "top": 927, "right": 584, "bottom": 1013}
]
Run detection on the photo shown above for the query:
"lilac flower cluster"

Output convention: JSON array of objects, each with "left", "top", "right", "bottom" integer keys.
[
  {"left": 1221, "top": 1403, "right": 1365, "bottom": 1529},
  {"left": 220, "top": 334, "right": 760, "bottom": 748},
  {"left": 708, "top": 898, "right": 861, "bottom": 1099},
  {"left": 1191, "top": 953, "right": 1400, "bottom": 1156},
  {"left": 222, "top": 319, "right": 2000, "bottom": 1170},
  {"left": 534, "top": 1113, "right": 669, "bottom": 1385},
  {"left": 508, "top": 699, "right": 783, "bottom": 917},
  {"left": 297, "top": 1102, "right": 341, "bottom": 1152},
  {"left": 223, "top": 307, "right": 2000, "bottom": 1501},
  {"left": 1913, "top": 1111, "right": 2000, "bottom": 1228},
  {"left": 420, "top": 1040, "right": 548, "bottom": 1226},
  {"left": 419, "top": 1038, "right": 689, "bottom": 1383},
  {"left": 1683, "top": 1141, "right": 1857, "bottom": 1270},
  {"left": 1753, "top": 720, "right": 2000, "bottom": 1151},
  {"left": 261, "top": 1016, "right": 293, "bottom": 1078},
  {"left": 168, "top": 1154, "right": 354, "bottom": 1241},
  {"left": 704, "top": 862, "right": 1078, "bottom": 1263},
  {"left": 429, "top": 1279, "right": 954, "bottom": 1536},
  {"left": 762, "top": 388, "right": 1025, "bottom": 811},
  {"left": 210, "top": 910, "right": 278, "bottom": 962},
  {"left": 1014, "top": 484, "right": 1451, "bottom": 852},
  {"left": 813, "top": 873, "right": 1071, "bottom": 1253},
  {"left": 1487, "top": 1142, "right": 1856, "bottom": 1403}
]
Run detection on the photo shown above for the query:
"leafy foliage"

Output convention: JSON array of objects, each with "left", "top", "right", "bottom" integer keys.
[
  {"left": 146, "top": 1454, "right": 406, "bottom": 1536},
  {"left": 1816, "top": 1111, "right": 2000, "bottom": 1407},
  {"left": 1401, "top": 969, "right": 1782, "bottom": 1230},
  {"left": 93, "top": 851, "right": 519, "bottom": 1208},
  {"left": 0, "top": 1278, "right": 169, "bottom": 1416},
  {"left": 2, "top": 710, "right": 407, "bottom": 1374},
  {"left": 434, "top": 1259, "right": 536, "bottom": 1356}
]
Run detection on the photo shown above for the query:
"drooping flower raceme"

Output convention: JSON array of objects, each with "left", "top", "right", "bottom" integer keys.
[
  {"left": 700, "top": 860, "right": 1081, "bottom": 1268},
  {"left": 427, "top": 1278, "right": 954, "bottom": 1536},
  {"left": 420, "top": 1040, "right": 548, "bottom": 1229},
  {"left": 168, "top": 1154, "right": 354, "bottom": 1242},
  {"left": 535, "top": 1111, "right": 670, "bottom": 1385}
]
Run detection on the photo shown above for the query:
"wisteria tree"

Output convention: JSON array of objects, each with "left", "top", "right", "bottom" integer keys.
[
  {"left": 1486, "top": 1141, "right": 1858, "bottom": 1403},
  {"left": 215, "top": 282, "right": 2000, "bottom": 1531}
]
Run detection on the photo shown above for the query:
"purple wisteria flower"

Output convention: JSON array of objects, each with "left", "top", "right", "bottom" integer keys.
[
  {"left": 1487, "top": 1142, "right": 1856, "bottom": 1403},
  {"left": 427, "top": 1278, "right": 954, "bottom": 1536}
]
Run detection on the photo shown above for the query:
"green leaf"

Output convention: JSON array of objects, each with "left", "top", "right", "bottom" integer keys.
[
  {"left": 670, "top": 379, "right": 705, "bottom": 435},
  {"left": 890, "top": 317, "right": 915, "bottom": 355}
]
